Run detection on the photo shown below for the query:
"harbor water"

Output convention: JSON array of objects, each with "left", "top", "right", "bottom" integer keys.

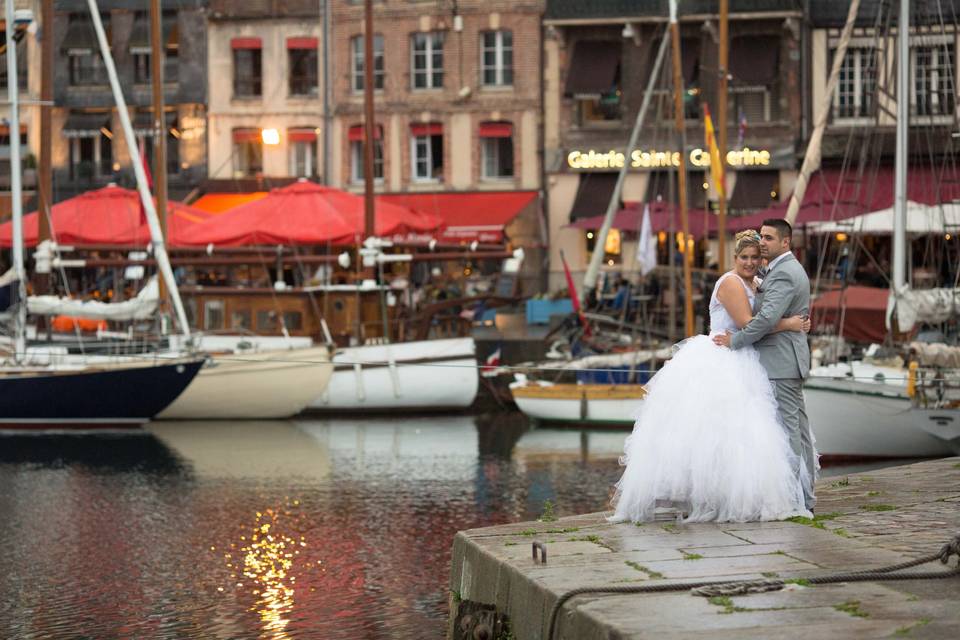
[{"left": 0, "top": 414, "right": 922, "bottom": 639}]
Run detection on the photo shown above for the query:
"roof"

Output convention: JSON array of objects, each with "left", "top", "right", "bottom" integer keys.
[{"left": 545, "top": 0, "right": 801, "bottom": 21}]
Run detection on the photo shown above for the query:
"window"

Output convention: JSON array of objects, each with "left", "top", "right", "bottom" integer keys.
[
  {"left": 204, "top": 300, "right": 225, "bottom": 330},
  {"left": 289, "top": 129, "right": 318, "bottom": 177},
  {"left": 731, "top": 87, "right": 771, "bottom": 124},
  {"left": 481, "top": 30, "right": 513, "bottom": 86},
  {"left": 288, "top": 38, "right": 319, "bottom": 97},
  {"left": 351, "top": 35, "right": 385, "bottom": 92},
  {"left": 411, "top": 32, "right": 444, "bottom": 89},
  {"left": 283, "top": 311, "right": 303, "bottom": 332},
  {"left": 349, "top": 125, "right": 384, "bottom": 183},
  {"left": 231, "top": 310, "right": 251, "bottom": 330},
  {"left": 912, "top": 42, "right": 955, "bottom": 119},
  {"left": 833, "top": 47, "right": 876, "bottom": 120},
  {"left": 410, "top": 123, "right": 443, "bottom": 182},
  {"left": 232, "top": 129, "right": 263, "bottom": 177},
  {"left": 69, "top": 132, "right": 112, "bottom": 180},
  {"left": 479, "top": 122, "right": 513, "bottom": 179},
  {"left": 129, "top": 11, "right": 178, "bottom": 85},
  {"left": 0, "top": 37, "right": 28, "bottom": 90},
  {"left": 69, "top": 51, "right": 106, "bottom": 86},
  {"left": 232, "top": 38, "right": 262, "bottom": 97}
]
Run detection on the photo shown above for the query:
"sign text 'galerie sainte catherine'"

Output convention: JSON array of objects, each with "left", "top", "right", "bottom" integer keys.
[{"left": 566, "top": 147, "right": 772, "bottom": 170}]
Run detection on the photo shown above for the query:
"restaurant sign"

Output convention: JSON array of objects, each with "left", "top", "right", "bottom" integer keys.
[{"left": 567, "top": 147, "right": 772, "bottom": 170}]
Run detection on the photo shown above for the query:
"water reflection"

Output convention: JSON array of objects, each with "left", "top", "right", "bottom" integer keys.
[{"left": 0, "top": 414, "right": 924, "bottom": 639}]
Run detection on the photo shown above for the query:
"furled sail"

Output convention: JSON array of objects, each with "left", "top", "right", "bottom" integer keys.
[{"left": 27, "top": 276, "right": 159, "bottom": 321}]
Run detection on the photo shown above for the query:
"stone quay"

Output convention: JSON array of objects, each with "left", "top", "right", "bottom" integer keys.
[{"left": 449, "top": 457, "right": 960, "bottom": 639}]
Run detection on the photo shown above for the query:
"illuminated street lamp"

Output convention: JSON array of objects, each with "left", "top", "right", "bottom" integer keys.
[{"left": 261, "top": 128, "right": 280, "bottom": 145}]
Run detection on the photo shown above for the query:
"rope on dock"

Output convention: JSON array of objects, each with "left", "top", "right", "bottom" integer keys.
[{"left": 545, "top": 532, "right": 960, "bottom": 640}]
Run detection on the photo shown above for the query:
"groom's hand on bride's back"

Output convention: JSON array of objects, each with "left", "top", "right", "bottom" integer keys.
[{"left": 712, "top": 331, "right": 733, "bottom": 347}]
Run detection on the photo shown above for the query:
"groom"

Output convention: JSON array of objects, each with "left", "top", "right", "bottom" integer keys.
[{"left": 713, "top": 219, "right": 816, "bottom": 511}]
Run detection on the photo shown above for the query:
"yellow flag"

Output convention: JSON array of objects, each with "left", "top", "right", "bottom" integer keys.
[{"left": 703, "top": 104, "right": 726, "bottom": 200}]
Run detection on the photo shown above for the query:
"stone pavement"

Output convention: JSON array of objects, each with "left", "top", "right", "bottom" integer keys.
[{"left": 448, "top": 457, "right": 960, "bottom": 639}]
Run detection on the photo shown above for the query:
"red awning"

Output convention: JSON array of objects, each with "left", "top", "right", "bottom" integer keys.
[
  {"left": 288, "top": 128, "right": 318, "bottom": 142},
  {"left": 811, "top": 286, "right": 894, "bottom": 344},
  {"left": 191, "top": 192, "right": 268, "bottom": 214},
  {"left": 348, "top": 125, "right": 382, "bottom": 141},
  {"left": 287, "top": 37, "right": 318, "bottom": 49},
  {"left": 0, "top": 185, "right": 214, "bottom": 247},
  {"left": 231, "top": 37, "right": 261, "bottom": 49},
  {"left": 232, "top": 129, "right": 261, "bottom": 143},
  {"left": 479, "top": 122, "right": 512, "bottom": 138},
  {"left": 177, "top": 180, "right": 444, "bottom": 247},
  {"left": 734, "top": 164, "right": 960, "bottom": 230},
  {"left": 410, "top": 123, "right": 443, "bottom": 137},
  {"left": 378, "top": 191, "right": 537, "bottom": 244}
]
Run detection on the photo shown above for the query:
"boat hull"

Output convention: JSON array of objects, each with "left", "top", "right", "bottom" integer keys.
[
  {"left": 804, "top": 384, "right": 956, "bottom": 459},
  {"left": 157, "top": 347, "right": 333, "bottom": 420},
  {"left": 0, "top": 359, "right": 204, "bottom": 427},
  {"left": 511, "top": 384, "right": 646, "bottom": 426},
  {"left": 308, "top": 338, "right": 479, "bottom": 412}
]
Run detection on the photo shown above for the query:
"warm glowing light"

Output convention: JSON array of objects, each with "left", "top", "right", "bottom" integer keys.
[
  {"left": 835, "top": 232, "right": 848, "bottom": 242},
  {"left": 607, "top": 259, "right": 615, "bottom": 266},
  {"left": 657, "top": 231, "right": 667, "bottom": 243},
  {"left": 586, "top": 231, "right": 594, "bottom": 239},
  {"left": 703, "top": 182, "right": 709, "bottom": 190},
  {"left": 261, "top": 128, "right": 281, "bottom": 145},
  {"left": 946, "top": 233, "right": 953, "bottom": 240},
  {"left": 603, "top": 228, "right": 621, "bottom": 255},
  {"left": 233, "top": 507, "right": 302, "bottom": 639},
  {"left": 770, "top": 190, "right": 778, "bottom": 198}
]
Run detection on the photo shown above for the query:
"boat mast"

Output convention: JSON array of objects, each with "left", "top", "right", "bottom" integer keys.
[
  {"left": 668, "top": 0, "right": 695, "bottom": 337},
  {"left": 36, "top": 0, "right": 52, "bottom": 294},
  {"left": 716, "top": 0, "right": 728, "bottom": 272},
  {"left": 85, "top": 0, "right": 191, "bottom": 337},
  {"left": 786, "top": 0, "right": 862, "bottom": 225},
  {"left": 579, "top": 25, "right": 671, "bottom": 304},
  {"left": 4, "top": 0, "right": 27, "bottom": 361},
  {"left": 893, "top": 0, "right": 909, "bottom": 295},
  {"left": 150, "top": 0, "right": 171, "bottom": 325},
  {"left": 362, "top": 0, "right": 375, "bottom": 239}
]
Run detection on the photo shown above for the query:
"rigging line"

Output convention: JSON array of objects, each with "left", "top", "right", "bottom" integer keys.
[{"left": 6, "top": 348, "right": 960, "bottom": 383}]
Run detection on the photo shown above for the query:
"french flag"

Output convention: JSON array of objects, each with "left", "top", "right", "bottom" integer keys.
[{"left": 481, "top": 347, "right": 502, "bottom": 377}]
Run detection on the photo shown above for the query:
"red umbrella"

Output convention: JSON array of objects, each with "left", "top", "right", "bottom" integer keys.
[
  {"left": 177, "top": 180, "right": 444, "bottom": 247},
  {"left": 0, "top": 185, "right": 213, "bottom": 247}
]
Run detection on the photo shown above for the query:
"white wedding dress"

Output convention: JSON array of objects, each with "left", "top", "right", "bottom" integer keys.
[{"left": 610, "top": 272, "right": 814, "bottom": 523}]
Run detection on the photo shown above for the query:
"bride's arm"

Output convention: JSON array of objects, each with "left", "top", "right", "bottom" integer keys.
[
  {"left": 715, "top": 277, "right": 753, "bottom": 328},
  {"left": 717, "top": 278, "right": 809, "bottom": 332}
]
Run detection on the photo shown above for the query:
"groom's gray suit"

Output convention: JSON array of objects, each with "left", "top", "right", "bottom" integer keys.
[{"left": 730, "top": 252, "right": 816, "bottom": 510}]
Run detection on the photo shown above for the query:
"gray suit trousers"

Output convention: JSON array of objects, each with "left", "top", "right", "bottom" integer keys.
[{"left": 771, "top": 379, "right": 817, "bottom": 511}]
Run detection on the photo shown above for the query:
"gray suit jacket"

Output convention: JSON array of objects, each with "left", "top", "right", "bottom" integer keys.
[{"left": 729, "top": 252, "right": 811, "bottom": 380}]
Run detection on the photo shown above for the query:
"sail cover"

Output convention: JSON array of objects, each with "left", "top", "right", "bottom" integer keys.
[{"left": 27, "top": 276, "right": 159, "bottom": 321}]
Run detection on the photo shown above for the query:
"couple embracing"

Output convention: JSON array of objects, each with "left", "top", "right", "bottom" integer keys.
[{"left": 611, "top": 219, "right": 818, "bottom": 523}]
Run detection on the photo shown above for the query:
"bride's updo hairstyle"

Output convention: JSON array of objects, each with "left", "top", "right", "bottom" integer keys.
[{"left": 734, "top": 229, "right": 761, "bottom": 255}]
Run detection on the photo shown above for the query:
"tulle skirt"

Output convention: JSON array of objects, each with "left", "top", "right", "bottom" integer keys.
[{"left": 610, "top": 335, "right": 814, "bottom": 523}]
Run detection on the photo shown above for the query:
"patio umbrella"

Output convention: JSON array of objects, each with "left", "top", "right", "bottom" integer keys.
[
  {"left": 177, "top": 179, "right": 444, "bottom": 247},
  {"left": 0, "top": 184, "right": 213, "bottom": 247}
]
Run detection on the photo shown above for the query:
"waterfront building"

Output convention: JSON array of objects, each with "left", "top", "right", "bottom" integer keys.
[
  {"left": 542, "top": 0, "right": 805, "bottom": 291},
  {"left": 49, "top": 0, "right": 207, "bottom": 200},
  {"left": 205, "top": 0, "right": 321, "bottom": 186},
  {"left": 1, "top": 0, "right": 40, "bottom": 217},
  {"left": 327, "top": 0, "right": 545, "bottom": 294}
]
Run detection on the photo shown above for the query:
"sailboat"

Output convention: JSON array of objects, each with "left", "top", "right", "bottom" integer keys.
[
  {"left": 801, "top": 1, "right": 959, "bottom": 458},
  {"left": 0, "top": 0, "right": 203, "bottom": 428}
]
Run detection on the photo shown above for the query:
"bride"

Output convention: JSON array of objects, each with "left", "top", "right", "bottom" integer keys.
[{"left": 610, "top": 230, "right": 814, "bottom": 523}]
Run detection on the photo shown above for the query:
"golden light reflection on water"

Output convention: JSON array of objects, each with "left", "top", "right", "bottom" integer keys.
[{"left": 225, "top": 506, "right": 309, "bottom": 639}]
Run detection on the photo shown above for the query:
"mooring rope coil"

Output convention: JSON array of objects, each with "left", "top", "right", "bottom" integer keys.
[{"left": 545, "top": 532, "right": 960, "bottom": 640}]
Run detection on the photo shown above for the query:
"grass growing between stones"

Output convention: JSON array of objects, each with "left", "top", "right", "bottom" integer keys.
[
  {"left": 539, "top": 500, "right": 557, "bottom": 522},
  {"left": 866, "top": 490, "right": 883, "bottom": 497},
  {"left": 624, "top": 560, "right": 664, "bottom": 579},
  {"left": 834, "top": 600, "right": 869, "bottom": 618},
  {"left": 831, "top": 477, "right": 851, "bottom": 488},
  {"left": 833, "top": 528, "right": 851, "bottom": 538},
  {"left": 567, "top": 535, "right": 601, "bottom": 544},
  {"left": 661, "top": 523, "right": 679, "bottom": 533},
  {"left": 786, "top": 512, "right": 844, "bottom": 529},
  {"left": 894, "top": 619, "right": 931, "bottom": 636},
  {"left": 682, "top": 552, "right": 704, "bottom": 560},
  {"left": 544, "top": 527, "right": 579, "bottom": 534},
  {"left": 860, "top": 504, "right": 896, "bottom": 512}
]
